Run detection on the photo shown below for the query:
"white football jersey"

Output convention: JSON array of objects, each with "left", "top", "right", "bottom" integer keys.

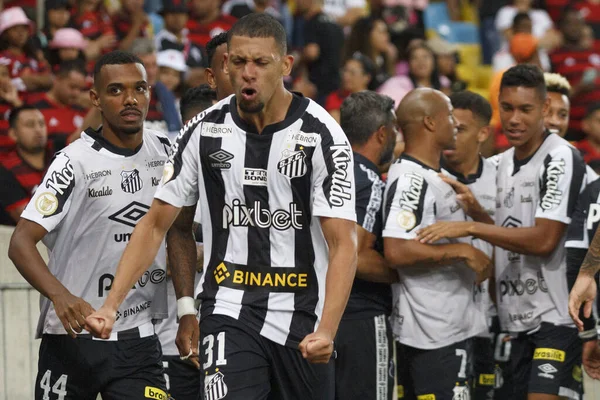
[
  {"left": 383, "top": 155, "right": 485, "bottom": 350},
  {"left": 494, "top": 133, "right": 586, "bottom": 332},
  {"left": 21, "top": 128, "right": 170, "bottom": 338}
]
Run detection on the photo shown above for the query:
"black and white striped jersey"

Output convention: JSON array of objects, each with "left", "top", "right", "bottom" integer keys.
[
  {"left": 156, "top": 94, "right": 356, "bottom": 347},
  {"left": 21, "top": 127, "right": 170, "bottom": 338}
]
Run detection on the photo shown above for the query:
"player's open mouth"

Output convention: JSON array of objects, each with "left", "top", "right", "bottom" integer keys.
[{"left": 241, "top": 88, "right": 257, "bottom": 101}]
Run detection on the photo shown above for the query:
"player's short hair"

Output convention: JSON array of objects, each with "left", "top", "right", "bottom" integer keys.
[
  {"left": 93, "top": 51, "right": 145, "bottom": 87},
  {"left": 585, "top": 103, "right": 600, "bottom": 119},
  {"left": 227, "top": 13, "right": 287, "bottom": 55},
  {"left": 180, "top": 84, "right": 216, "bottom": 122},
  {"left": 206, "top": 32, "right": 228, "bottom": 67},
  {"left": 500, "top": 64, "right": 547, "bottom": 101},
  {"left": 544, "top": 72, "right": 572, "bottom": 97},
  {"left": 450, "top": 91, "right": 492, "bottom": 126},
  {"left": 8, "top": 105, "right": 39, "bottom": 129},
  {"left": 512, "top": 12, "right": 531, "bottom": 29},
  {"left": 340, "top": 91, "right": 395, "bottom": 146},
  {"left": 55, "top": 59, "right": 87, "bottom": 78}
]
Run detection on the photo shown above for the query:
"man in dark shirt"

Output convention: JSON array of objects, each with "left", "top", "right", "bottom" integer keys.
[
  {"left": 335, "top": 91, "right": 398, "bottom": 400},
  {"left": 28, "top": 60, "right": 87, "bottom": 152},
  {"left": 297, "top": 0, "right": 344, "bottom": 105},
  {"left": 0, "top": 106, "right": 48, "bottom": 225},
  {"left": 186, "top": 0, "right": 237, "bottom": 47}
]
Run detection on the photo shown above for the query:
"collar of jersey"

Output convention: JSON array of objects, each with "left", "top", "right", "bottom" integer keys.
[
  {"left": 512, "top": 130, "right": 551, "bottom": 176},
  {"left": 399, "top": 154, "right": 440, "bottom": 172},
  {"left": 229, "top": 92, "right": 309, "bottom": 135},
  {"left": 353, "top": 152, "right": 380, "bottom": 176},
  {"left": 84, "top": 126, "right": 144, "bottom": 157},
  {"left": 440, "top": 155, "right": 484, "bottom": 184}
]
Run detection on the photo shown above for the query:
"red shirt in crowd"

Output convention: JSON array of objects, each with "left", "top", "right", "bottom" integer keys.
[
  {"left": 577, "top": 139, "right": 600, "bottom": 164},
  {"left": 112, "top": 13, "right": 153, "bottom": 42},
  {"left": 144, "top": 86, "right": 168, "bottom": 132},
  {"left": 71, "top": 8, "right": 115, "bottom": 41},
  {"left": 28, "top": 93, "right": 86, "bottom": 152},
  {"left": 325, "top": 90, "right": 350, "bottom": 112},
  {"left": 0, "top": 100, "right": 16, "bottom": 153},
  {"left": 0, "top": 50, "right": 49, "bottom": 103},
  {"left": 550, "top": 46, "right": 600, "bottom": 138},
  {"left": 0, "top": 150, "right": 48, "bottom": 225},
  {"left": 186, "top": 12, "right": 236, "bottom": 48}
]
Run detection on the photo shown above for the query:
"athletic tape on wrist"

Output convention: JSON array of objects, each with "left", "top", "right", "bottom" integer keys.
[{"left": 177, "top": 297, "right": 197, "bottom": 319}]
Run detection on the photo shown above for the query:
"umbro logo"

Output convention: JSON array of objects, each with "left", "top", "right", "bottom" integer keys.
[
  {"left": 108, "top": 202, "right": 150, "bottom": 228},
  {"left": 209, "top": 150, "right": 234, "bottom": 169}
]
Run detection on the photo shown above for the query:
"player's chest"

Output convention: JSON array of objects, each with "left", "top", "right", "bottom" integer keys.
[{"left": 496, "top": 167, "right": 539, "bottom": 219}]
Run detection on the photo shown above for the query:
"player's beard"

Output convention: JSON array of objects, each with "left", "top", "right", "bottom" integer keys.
[
  {"left": 379, "top": 135, "right": 396, "bottom": 166},
  {"left": 239, "top": 99, "right": 265, "bottom": 114},
  {"left": 106, "top": 119, "right": 142, "bottom": 136}
]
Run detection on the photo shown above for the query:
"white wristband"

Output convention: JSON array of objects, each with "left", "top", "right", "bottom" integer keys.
[{"left": 177, "top": 296, "right": 197, "bottom": 319}]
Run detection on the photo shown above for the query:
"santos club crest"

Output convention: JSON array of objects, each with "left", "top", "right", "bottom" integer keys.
[
  {"left": 277, "top": 150, "right": 307, "bottom": 179},
  {"left": 121, "top": 169, "right": 143, "bottom": 194}
]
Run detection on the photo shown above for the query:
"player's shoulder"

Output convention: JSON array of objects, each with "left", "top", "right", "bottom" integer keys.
[
  {"left": 303, "top": 97, "right": 345, "bottom": 136},
  {"left": 388, "top": 156, "right": 436, "bottom": 187},
  {"left": 174, "top": 97, "right": 232, "bottom": 141},
  {"left": 143, "top": 127, "right": 171, "bottom": 146}
]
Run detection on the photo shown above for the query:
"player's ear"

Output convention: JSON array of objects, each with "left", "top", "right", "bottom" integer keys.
[
  {"left": 205, "top": 68, "right": 217, "bottom": 90},
  {"left": 375, "top": 125, "right": 387, "bottom": 145},
  {"left": 7, "top": 127, "right": 17, "bottom": 142},
  {"left": 90, "top": 88, "right": 101, "bottom": 110},
  {"left": 477, "top": 125, "right": 491, "bottom": 145},
  {"left": 423, "top": 115, "right": 435, "bottom": 132},
  {"left": 282, "top": 54, "right": 294, "bottom": 77},
  {"left": 223, "top": 53, "right": 230, "bottom": 74}
]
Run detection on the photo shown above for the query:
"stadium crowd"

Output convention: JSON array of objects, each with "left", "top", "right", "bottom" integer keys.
[{"left": 3, "top": 0, "right": 600, "bottom": 399}]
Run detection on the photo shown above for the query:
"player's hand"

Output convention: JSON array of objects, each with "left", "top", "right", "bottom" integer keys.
[
  {"left": 299, "top": 330, "right": 334, "bottom": 364},
  {"left": 439, "top": 174, "right": 489, "bottom": 222},
  {"left": 51, "top": 291, "right": 95, "bottom": 338},
  {"left": 465, "top": 246, "right": 493, "bottom": 284},
  {"left": 176, "top": 315, "right": 200, "bottom": 369},
  {"left": 569, "top": 272, "right": 597, "bottom": 331},
  {"left": 583, "top": 340, "right": 600, "bottom": 380},
  {"left": 84, "top": 305, "right": 117, "bottom": 339},
  {"left": 416, "top": 221, "right": 472, "bottom": 244}
]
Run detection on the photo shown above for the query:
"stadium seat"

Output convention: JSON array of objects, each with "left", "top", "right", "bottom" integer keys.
[
  {"left": 438, "top": 22, "right": 479, "bottom": 44},
  {"left": 424, "top": 2, "right": 450, "bottom": 31},
  {"left": 457, "top": 44, "right": 482, "bottom": 68}
]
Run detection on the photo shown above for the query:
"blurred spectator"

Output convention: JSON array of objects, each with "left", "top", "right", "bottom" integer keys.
[
  {"left": 187, "top": 0, "right": 237, "bottom": 47},
  {"left": 544, "top": 72, "right": 572, "bottom": 138},
  {"left": 0, "top": 60, "right": 23, "bottom": 153},
  {"left": 28, "top": 60, "right": 87, "bottom": 152},
  {"left": 130, "top": 38, "right": 181, "bottom": 137},
  {"left": 0, "top": 8, "right": 52, "bottom": 98},
  {"left": 0, "top": 106, "right": 48, "bottom": 226},
  {"left": 581, "top": 24, "right": 595, "bottom": 50},
  {"left": 478, "top": 0, "right": 507, "bottom": 64},
  {"left": 576, "top": 0, "right": 600, "bottom": 40},
  {"left": 35, "top": 0, "right": 72, "bottom": 53},
  {"left": 297, "top": 0, "right": 344, "bottom": 105},
  {"left": 222, "top": 0, "right": 281, "bottom": 20},
  {"left": 344, "top": 17, "right": 396, "bottom": 89},
  {"left": 427, "top": 36, "right": 466, "bottom": 93},
  {"left": 377, "top": 42, "right": 448, "bottom": 108},
  {"left": 323, "top": 0, "right": 367, "bottom": 27},
  {"left": 70, "top": 0, "right": 116, "bottom": 60},
  {"left": 495, "top": 0, "right": 554, "bottom": 45},
  {"left": 550, "top": 6, "right": 600, "bottom": 140},
  {"left": 577, "top": 103, "right": 600, "bottom": 173},
  {"left": 155, "top": 0, "right": 208, "bottom": 87},
  {"left": 325, "top": 52, "right": 374, "bottom": 122},
  {"left": 204, "top": 32, "right": 233, "bottom": 100},
  {"left": 113, "top": 0, "right": 154, "bottom": 51},
  {"left": 47, "top": 28, "right": 87, "bottom": 69},
  {"left": 157, "top": 49, "right": 186, "bottom": 139},
  {"left": 493, "top": 12, "right": 551, "bottom": 71}
]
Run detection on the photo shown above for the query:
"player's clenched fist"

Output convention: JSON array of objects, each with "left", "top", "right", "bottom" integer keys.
[
  {"left": 51, "top": 290, "right": 95, "bottom": 338},
  {"left": 176, "top": 315, "right": 200, "bottom": 369},
  {"left": 85, "top": 305, "right": 117, "bottom": 339},
  {"left": 299, "top": 331, "right": 334, "bottom": 364}
]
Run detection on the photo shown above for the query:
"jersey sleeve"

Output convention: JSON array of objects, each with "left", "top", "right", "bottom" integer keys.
[
  {"left": 382, "top": 169, "right": 435, "bottom": 240},
  {"left": 355, "top": 166, "right": 383, "bottom": 234},
  {"left": 154, "top": 119, "right": 201, "bottom": 208},
  {"left": 0, "top": 165, "right": 30, "bottom": 212},
  {"left": 311, "top": 124, "right": 356, "bottom": 222},
  {"left": 565, "top": 183, "right": 594, "bottom": 249},
  {"left": 535, "top": 145, "right": 586, "bottom": 224},
  {"left": 20, "top": 152, "right": 77, "bottom": 232}
]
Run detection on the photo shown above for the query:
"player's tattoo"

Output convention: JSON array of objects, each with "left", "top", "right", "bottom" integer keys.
[
  {"left": 580, "top": 229, "right": 600, "bottom": 274},
  {"left": 167, "top": 205, "right": 198, "bottom": 298}
]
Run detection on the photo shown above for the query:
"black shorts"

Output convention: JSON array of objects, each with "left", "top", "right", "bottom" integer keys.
[
  {"left": 471, "top": 336, "right": 496, "bottom": 400},
  {"left": 35, "top": 334, "right": 167, "bottom": 400},
  {"left": 334, "top": 314, "right": 395, "bottom": 400},
  {"left": 493, "top": 322, "right": 582, "bottom": 400},
  {"left": 397, "top": 339, "right": 472, "bottom": 400},
  {"left": 200, "top": 314, "right": 334, "bottom": 400},
  {"left": 163, "top": 356, "right": 201, "bottom": 400}
]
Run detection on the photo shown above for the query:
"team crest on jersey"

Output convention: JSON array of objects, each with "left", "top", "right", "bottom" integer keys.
[
  {"left": 277, "top": 149, "right": 307, "bottom": 179},
  {"left": 35, "top": 192, "right": 58, "bottom": 216},
  {"left": 452, "top": 385, "right": 470, "bottom": 400},
  {"left": 121, "top": 169, "right": 143, "bottom": 194},
  {"left": 205, "top": 370, "right": 228, "bottom": 400},
  {"left": 503, "top": 187, "right": 514, "bottom": 208}
]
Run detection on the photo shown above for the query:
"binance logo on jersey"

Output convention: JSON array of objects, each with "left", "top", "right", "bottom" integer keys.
[
  {"left": 533, "top": 348, "right": 565, "bottom": 362},
  {"left": 144, "top": 386, "right": 167, "bottom": 399},
  {"left": 214, "top": 263, "right": 231, "bottom": 284},
  {"left": 417, "top": 395, "right": 436, "bottom": 400}
]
